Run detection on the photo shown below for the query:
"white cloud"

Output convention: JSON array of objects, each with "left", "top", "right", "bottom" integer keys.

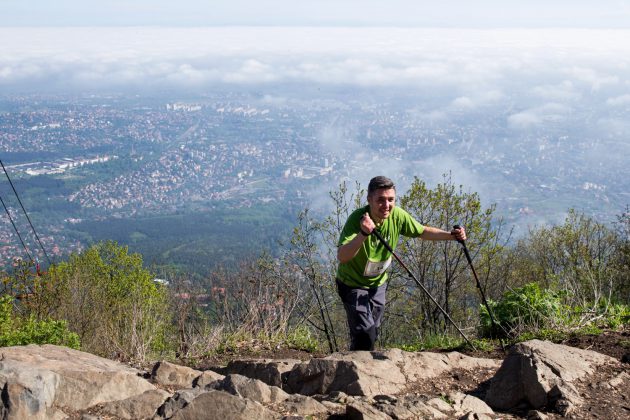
[
  {"left": 451, "top": 96, "right": 475, "bottom": 109},
  {"left": 606, "top": 94, "right": 630, "bottom": 106},
  {"left": 564, "top": 67, "right": 620, "bottom": 91},
  {"left": 508, "top": 112, "right": 542, "bottom": 129},
  {"left": 533, "top": 80, "right": 581, "bottom": 101},
  {"left": 508, "top": 102, "right": 572, "bottom": 129},
  {"left": 1, "top": 27, "right": 629, "bottom": 93}
]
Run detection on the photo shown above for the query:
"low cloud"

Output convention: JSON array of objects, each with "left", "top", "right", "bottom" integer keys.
[
  {"left": 1, "top": 27, "right": 629, "bottom": 95},
  {"left": 451, "top": 96, "right": 475, "bottom": 109},
  {"left": 533, "top": 81, "right": 581, "bottom": 101},
  {"left": 508, "top": 103, "right": 572, "bottom": 129},
  {"left": 606, "top": 94, "right": 630, "bottom": 106},
  {"left": 564, "top": 66, "right": 620, "bottom": 91},
  {"left": 508, "top": 112, "right": 542, "bottom": 129}
]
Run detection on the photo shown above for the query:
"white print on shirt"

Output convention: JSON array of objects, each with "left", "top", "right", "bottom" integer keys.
[{"left": 363, "top": 257, "right": 392, "bottom": 278}]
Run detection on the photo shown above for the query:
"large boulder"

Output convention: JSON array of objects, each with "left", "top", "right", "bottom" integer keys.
[
  {"left": 213, "top": 374, "right": 290, "bottom": 404},
  {"left": 151, "top": 360, "right": 202, "bottom": 389},
  {"left": 448, "top": 391, "right": 494, "bottom": 417},
  {"left": 225, "top": 359, "right": 302, "bottom": 388},
  {"left": 169, "top": 390, "right": 280, "bottom": 420},
  {"left": 194, "top": 369, "right": 225, "bottom": 388},
  {"left": 0, "top": 360, "right": 63, "bottom": 420},
  {"left": 368, "top": 348, "right": 499, "bottom": 382},
  {"left": 286, "top": 352, "right": 406, "bottom": 396},
  {"left": 286, "top": 348, "right": 500, "bottom": 397},
  {"left": 156, "top": 388, "right": 206, "bottom": 419},
  {"left": 100, "top": 389, "right": 171, "bottom": 419},
  {"left": 485, "top": 339, "right": 616, "bottom": 412},
  {"left": 0, "top": 344, "right": 156, "bottom": 419}
]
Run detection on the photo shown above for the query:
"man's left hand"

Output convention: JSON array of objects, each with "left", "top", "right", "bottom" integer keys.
[{"left": 451, "top": 226, "right": 467, "bottom": 241}]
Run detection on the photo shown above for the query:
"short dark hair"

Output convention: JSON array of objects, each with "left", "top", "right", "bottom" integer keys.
[{"left": 368, "top": 176, "right": 395, "bottom": 196}]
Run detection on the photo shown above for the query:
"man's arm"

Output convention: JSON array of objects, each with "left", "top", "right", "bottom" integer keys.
[
  {"left": 337, "top": 212, "right": 375, "bottom": 263},
  {"left": 420, "top": 226, "right": 467, "bottom": 241}
]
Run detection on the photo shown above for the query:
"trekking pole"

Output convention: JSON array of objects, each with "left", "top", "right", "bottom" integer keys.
[
  {"left": 371, "top": 228, "right": 476, "bottom": 350},
  {"left": 452, "top": 225, "right": 507, "bottom": 351}
]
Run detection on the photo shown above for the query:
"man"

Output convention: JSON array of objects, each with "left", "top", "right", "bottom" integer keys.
[{"left": 336, "top": 176, "right": 466, "bottom": 351}]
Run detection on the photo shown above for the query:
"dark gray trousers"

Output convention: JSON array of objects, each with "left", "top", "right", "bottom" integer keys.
[{"left": 336, "top": 279, "right": 387, "bottom": 351}]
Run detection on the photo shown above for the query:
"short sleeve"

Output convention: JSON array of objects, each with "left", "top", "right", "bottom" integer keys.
[{"left": 398, "top": 208, "right": 424, "bottom": 237}]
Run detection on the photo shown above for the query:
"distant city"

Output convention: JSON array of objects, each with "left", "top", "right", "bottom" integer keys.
[{"left": 0, "top": 90, "right": 628, "bottom": 269}]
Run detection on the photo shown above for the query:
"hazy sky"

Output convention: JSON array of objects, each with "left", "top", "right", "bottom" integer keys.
[{"left": 2, "top": 1, "right": 630, "bottom": 28}]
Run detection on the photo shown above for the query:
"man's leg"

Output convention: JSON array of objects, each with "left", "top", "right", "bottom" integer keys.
[
  {"left": 369, "top": 282, "right": 388, "bottom": 343},
  {"left": 336, "top": 280, "right": 380, "bottom": 351}
]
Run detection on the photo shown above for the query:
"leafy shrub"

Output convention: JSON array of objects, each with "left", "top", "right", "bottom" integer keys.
[
  {"left": 480, "top": 283, "right": 564, "bottom": 337},
  {"left": 44, "top": 241, "right": 171, "bottom": 362},
  {"left": 516, "top": 328, "right": 569, "bottom": 343},
  {"left": 285, "top": 326, "right": 319, "bottom": 352},
  {"left": 394, "top": 333, "right": 466, "bottom": 352},
  {"left": 596, "top": 301, "right": 630, "bottom": 329},
  {"left": 0, "top": 295, "right": 80, "bottom": 348}
]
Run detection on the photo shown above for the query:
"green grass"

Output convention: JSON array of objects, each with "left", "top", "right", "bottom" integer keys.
[{"left": 392, "top": 334, "right": 466, "bottom": 352}]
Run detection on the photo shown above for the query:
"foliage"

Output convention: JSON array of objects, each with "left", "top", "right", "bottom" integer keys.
[
  {"left": 281, "top": 181, "right": 366, "bottom": 353},
  {"left": 285, "top": 209, "right": 340, "bottom": 352},
  {"left": 502, "top": 210, "right": 623, "bottom": 308},
  {"left": 285, "top": 325, "right": 320, "bottom": 352},
  {"left": 588, "top": 300, "right": 630, "bottom": 329},
  {"left": 4, "top": 180, "right": 628, "bottom": 360},
  {"left": 385, "top": 172, "right": 505, "bottom": 342},
  {"left": 34, "top": 241, "right": 171, "bottom": 362},
  {"left": 614, "top": 206, "right": 630, "bottom": 303},
  {"left": 480, "top": 283, "right": 564, "bottom": 338},
  {"left": 0, "top": 295, "right": 80, "bottom": 348},
  {"left": 170, "top": 255, "right": 306, "bottom": 358},
  {"left": 515, "top": 328, "right": 570, "bottom": 343},
  {"left": 480, "top": 282, "right": 630, "bottom": 340},
  {"left": 69, "top": 204, "right": 295, "bottom": 277},
  {"left": 394, "top": 333, "right": 466, "bottom": 352}
]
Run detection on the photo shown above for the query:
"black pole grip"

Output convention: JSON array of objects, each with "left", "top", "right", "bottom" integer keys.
[{"left": 452, "top": 224, "right": 465, "bottom": 244}]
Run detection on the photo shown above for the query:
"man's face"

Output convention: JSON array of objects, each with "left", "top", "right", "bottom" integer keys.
[{"left": 367, "top": 188, "right": 396, "bottom": 221}]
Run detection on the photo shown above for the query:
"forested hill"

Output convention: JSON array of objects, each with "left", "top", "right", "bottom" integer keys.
[{"left": 69, "top": 203, "right": 296, "bottom": 277}]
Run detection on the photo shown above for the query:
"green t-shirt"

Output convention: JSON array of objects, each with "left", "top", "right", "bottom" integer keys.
[{"left": 336, "top": 205, "right": 424, "bottom": 288}]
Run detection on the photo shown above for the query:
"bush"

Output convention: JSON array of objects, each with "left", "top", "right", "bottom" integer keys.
[
  {"left": 393, "top": 333, "right": 466, "bottom": 352},
  {"left": 480, "top": 283, "right": 564, "bottom": 337},
  {"left": 285, "top": 326, "right": 319, "bottom": 352},
  {"left": 30, "top": 241, "right": 171, "bottom": 362},
  {"left": 597, "top": 301, "right": 630, "bottom": 329},
  {"left": 0, "top": 295, "right": 80, "bottom": 348}
]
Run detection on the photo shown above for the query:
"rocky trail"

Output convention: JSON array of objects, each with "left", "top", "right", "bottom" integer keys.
[{"left": 0, "top": 330, "right": 628, "bottom": 419}]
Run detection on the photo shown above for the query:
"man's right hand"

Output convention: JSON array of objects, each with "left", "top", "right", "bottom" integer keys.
[{"left": 360, "top": 213, "right": 376, "bottom": 236}]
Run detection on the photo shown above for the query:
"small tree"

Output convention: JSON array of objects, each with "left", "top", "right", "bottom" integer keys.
[
  {"left": 282, "top": 181, "right": 364, "bottom": 352},
  {"left": 45, "top": 241, "right": 170, "bottom": 362},
  {"left": 614, "top": 206, "right": 630, "bottom": 303},
  {"left": 390, "top": 173, "right": 504, "bottom": 343},
  {"left": 502, "top": 209, "right": 624, "bottom": 326}
]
